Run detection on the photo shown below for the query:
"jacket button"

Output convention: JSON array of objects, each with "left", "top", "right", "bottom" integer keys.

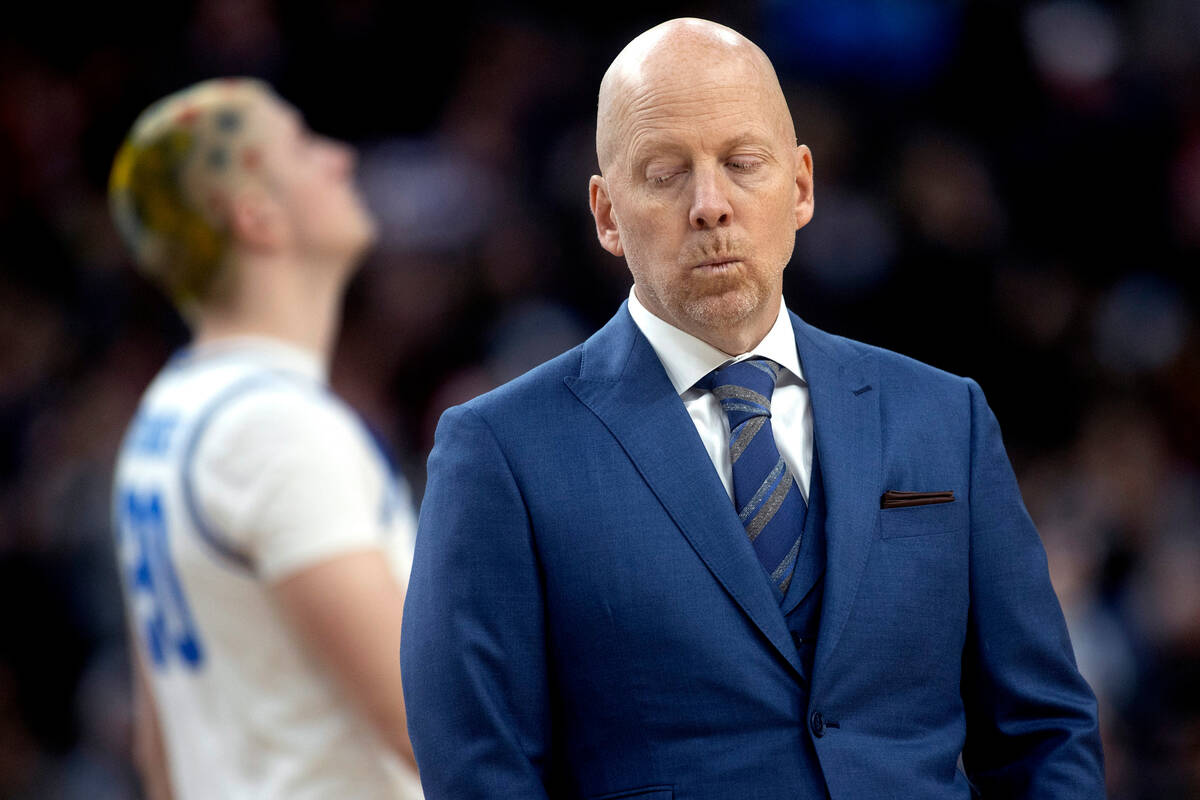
[{"left": 811, "top": 711, "right": 825, "bottom": 738}]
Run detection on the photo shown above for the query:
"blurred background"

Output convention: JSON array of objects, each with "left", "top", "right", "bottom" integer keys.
[{"left": 1, "top": 0, "right": 1197, "bottom": 796}]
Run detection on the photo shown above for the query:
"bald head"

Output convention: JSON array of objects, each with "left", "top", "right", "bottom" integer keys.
[{"left": 596, "top": 18, "right": 795, "bottom": 173}]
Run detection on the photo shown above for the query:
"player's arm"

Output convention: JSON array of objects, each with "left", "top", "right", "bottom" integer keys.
[
  {"left": 959, "top": 378, "right": 1104, "bottom": 797},
  {"left": 199, "top": 391, "right": 420, "bottom": 771},
  {"left": 131, "top": 648, "right": 175, "bottom": 800},
  {"left": 271, "top": 549, "right": 415, "bottom": 768},
  {"left": 401, "top": 404, "right": 553, "bottom": 799}
]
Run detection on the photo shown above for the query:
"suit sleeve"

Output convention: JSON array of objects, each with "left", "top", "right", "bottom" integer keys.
[
  {"left": 401, "top": 404, "right": 552, "bottom": 799},
  {"left": 959, "top": 379, "right": 1105, "bottom": 797}
]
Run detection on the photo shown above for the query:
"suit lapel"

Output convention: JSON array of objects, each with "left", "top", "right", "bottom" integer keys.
[
  {"left": 790, "top": 314, "right": 881, "bottom": 682},
  {"left": 566, "top": 306, "right": 807, "bottom": 680}
]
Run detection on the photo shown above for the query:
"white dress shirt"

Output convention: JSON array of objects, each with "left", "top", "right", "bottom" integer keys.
[{"left": 627, "top": 287, "right": 813, "bottom": 502}]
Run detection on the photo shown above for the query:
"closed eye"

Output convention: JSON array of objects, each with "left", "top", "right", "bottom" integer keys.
[{"left": 727, "top": 159, "right": 761, "bottom": 173}]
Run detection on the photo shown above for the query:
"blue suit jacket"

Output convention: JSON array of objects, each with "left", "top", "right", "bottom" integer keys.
[{"left": 402, "top": 305, "right": 1103, "bottom": 799}]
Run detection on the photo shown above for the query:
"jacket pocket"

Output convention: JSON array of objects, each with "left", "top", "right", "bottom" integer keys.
[
  {"left": 879, "top": 497, "right": 965, "bottom": 539},
  {"left": 589, "top": 786, "right": 673, "bottom": 800}
]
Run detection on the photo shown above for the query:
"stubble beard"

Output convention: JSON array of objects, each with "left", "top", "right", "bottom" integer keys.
[
  {"left": 636, "top": 259, "right": 778, "bottom": 348},
  {"left": 631, "top": 227, "right": 788, "bottom": 347},
  {"left": 674, "top": 232, "right": 780, "bottom": 339},
  {"left": 677, "top": 272, "right": 765, "bottom": 332}
]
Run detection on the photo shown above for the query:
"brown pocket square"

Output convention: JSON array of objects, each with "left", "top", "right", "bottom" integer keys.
[{"left": 880, "top": 490, "right": 955, "bottom": 509}]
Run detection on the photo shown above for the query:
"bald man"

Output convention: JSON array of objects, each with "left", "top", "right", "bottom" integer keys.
[
  {"left": 403, "top": 19, "right": 1103, "bottom": 799},
  {"left": 110, "top": 80, "right": 422, "bottom": 799}
]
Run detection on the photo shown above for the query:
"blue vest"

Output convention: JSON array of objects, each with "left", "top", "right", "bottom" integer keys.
[
  {"left": 782, "top": 452, "right": 827, "bottom": 679},
  {"left": 779, "top": 453, "right": 830, "bottom": 796}
]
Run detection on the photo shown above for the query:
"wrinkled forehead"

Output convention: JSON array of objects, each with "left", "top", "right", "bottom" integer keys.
[
  {"left": 622, "top": 50, "right": 767, "bottom": 117},
  {"left": 603, "top": 50, "right": 787, "bottom": 167}
]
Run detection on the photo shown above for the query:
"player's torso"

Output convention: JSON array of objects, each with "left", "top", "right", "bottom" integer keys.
[{"left": 114, "top": 344, "right": 417, "bottom": 800}]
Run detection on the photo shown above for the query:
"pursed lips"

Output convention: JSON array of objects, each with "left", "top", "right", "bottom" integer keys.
[{"left": 691, "top": 257, "right": 742, "bottom": 272}]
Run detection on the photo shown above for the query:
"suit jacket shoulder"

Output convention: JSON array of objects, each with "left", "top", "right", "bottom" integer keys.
[
  {"left": 791, "top": 313, "right": 973, "bottom": 394},
  {"left": 454, "top": 305, "right": 647, "bottom": 435},
  {"left": 461, "top": 342, "right": 586, "bottom": 417}
]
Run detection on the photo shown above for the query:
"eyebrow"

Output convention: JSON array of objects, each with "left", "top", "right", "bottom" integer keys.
[{"left": 630, "top": 131, "right": 777, "bottom": 170}]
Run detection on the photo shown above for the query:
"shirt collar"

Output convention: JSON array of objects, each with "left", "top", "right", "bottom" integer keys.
[{"left": 626, "top": 285, "right": 805, "bottom": 396}]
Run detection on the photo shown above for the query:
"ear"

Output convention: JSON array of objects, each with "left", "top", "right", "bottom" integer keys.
[
  {"left": 227, "top": 186, "right": 287, "bottom": 251},
  {"left": 588, "top": 175, "right": 624, "bottom": 257},
  {"left": 793, "top": 144, "right": 814, "bottom": 231}
]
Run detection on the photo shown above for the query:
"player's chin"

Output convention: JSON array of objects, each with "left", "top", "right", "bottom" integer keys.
[
  {"left": 359, "top": 212, "right": 380, "bottom": 250},
  {"left": 345, "top": 210, "right": 379, "bottom": 259}
]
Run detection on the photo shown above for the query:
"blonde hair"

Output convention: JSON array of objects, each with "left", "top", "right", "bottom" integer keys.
[{"left": 108, "top": 78, "right": 269, "bottom": 313}]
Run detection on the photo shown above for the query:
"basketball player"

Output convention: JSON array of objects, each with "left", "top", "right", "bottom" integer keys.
[{"left": 109, "top": 79, "right": 421, "bottom": 799}]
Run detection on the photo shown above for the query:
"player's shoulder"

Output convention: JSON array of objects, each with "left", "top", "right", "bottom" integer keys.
[
  {"left": 148, "top": 350, "right": 358, "bottom": 461},
  {"left": 144, "top": 347, "right": 293, "bottom": 408},
  {"left": 207, "top": 376, "right": 358, "bottom": 453}
]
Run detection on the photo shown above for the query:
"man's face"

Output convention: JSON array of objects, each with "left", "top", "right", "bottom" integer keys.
[
  {"left": 250, "top": 93, "right": 377, "bottom": 265},
  {"left": 592, "top": 53, "right": 812, "bottom": 350}
]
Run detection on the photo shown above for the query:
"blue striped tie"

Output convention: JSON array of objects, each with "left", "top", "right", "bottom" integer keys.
[{"left": 701, "top": 358, "right": 806, "bottom": 598}]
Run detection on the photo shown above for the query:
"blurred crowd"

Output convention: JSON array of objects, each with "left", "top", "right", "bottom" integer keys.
[{"left": 1, "top": 1, "right": 1198, "bottom": 797}]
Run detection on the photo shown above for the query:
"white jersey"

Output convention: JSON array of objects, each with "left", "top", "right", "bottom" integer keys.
[{"left": 113, "top": 337, "right": 422, "bottom": 800}]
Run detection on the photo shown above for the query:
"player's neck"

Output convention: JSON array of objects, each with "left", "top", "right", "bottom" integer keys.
[{"left": 192, "top": 254, "right": 349, "bottom": 367}]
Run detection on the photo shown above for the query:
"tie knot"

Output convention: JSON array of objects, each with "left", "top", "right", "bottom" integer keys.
[{"left": 701, "top": 358, "right": 781, "bottom": 424}]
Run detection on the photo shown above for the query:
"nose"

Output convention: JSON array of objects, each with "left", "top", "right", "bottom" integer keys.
[{"left": 689, "top": 167, "right": 733, "bottom": 230}]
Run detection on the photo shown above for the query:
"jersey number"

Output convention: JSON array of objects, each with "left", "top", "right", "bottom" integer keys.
[{"left": 118, "top": 489, "right": 205, "bottom": 670}]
